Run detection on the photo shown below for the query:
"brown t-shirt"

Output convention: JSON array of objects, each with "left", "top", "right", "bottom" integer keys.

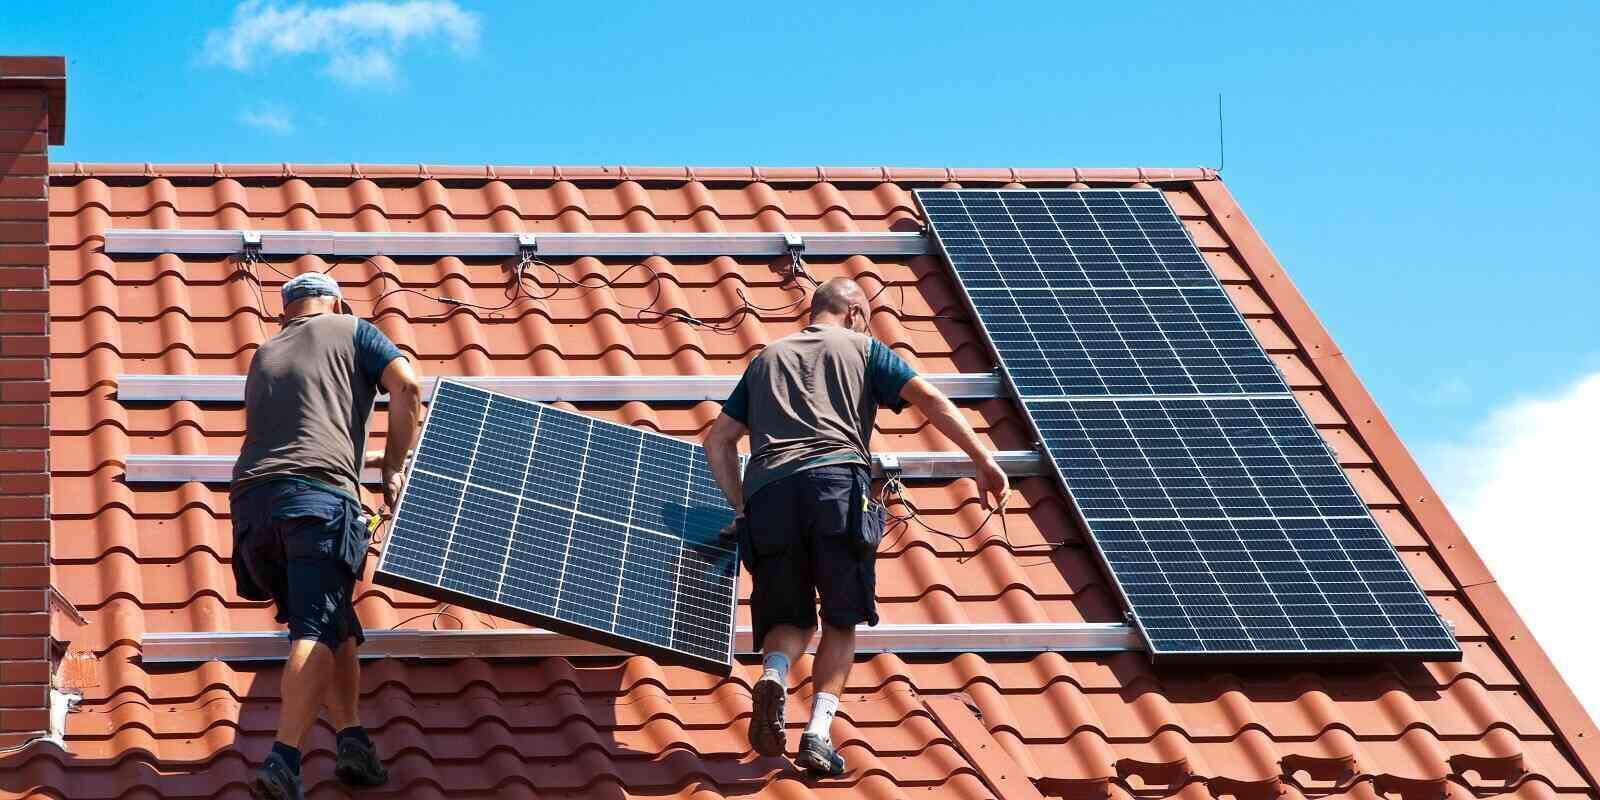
[
  {"left": 722, "top": 325, "right": 917, "bottom": 501},
  {"left": 231, "top": 313, "right": 403, "bottom": 502}
]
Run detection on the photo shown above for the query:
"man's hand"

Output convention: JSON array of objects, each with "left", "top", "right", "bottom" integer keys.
[
  {"left": 974, "top": 454, "right": 1011, "bottom": 511},
  {"left": 364, "top": 450, "right": 385, "bottom": 469},
  {"left": 383, "top": 468, "right": 406, "bottom": 510}
]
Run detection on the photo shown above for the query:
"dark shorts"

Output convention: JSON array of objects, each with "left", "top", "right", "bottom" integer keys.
[
  {"left": 231, "top": 480, "right": 370, "bottom": 650},
  {"left": 743, "top": 465, "right": 880, "bottom": 652}
]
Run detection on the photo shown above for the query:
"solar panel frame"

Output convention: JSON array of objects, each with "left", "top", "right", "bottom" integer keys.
[
  {"left": 374, "top": 379, "right": 741, "bottom": 676},
  {"left": 916, "top": 188, "right": 1458, "bottom": 662},
  {"left": 916, "top": 189, "right": 1289, "bottom": 398},
  {"left": 1025, "top": 395, "right": 1457, "bottom": 659}
]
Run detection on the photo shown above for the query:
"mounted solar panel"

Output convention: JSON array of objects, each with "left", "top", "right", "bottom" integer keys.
[
  {"left": 374, "top": 379, "right": 740, "bottom": 675},
  {"left": 917, "top": 188, "right": 1457, "bottom": 661}
]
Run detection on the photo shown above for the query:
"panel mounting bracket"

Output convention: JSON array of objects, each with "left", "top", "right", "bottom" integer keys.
[
  {"left": 782, "top": 232, "right": 805, "bottom": 252},
  {"left": 240, "top": 230, "right": 262, "bottom": 261},
  {"left": 516, "top": 233, "right": 537, "bottom": 260}
]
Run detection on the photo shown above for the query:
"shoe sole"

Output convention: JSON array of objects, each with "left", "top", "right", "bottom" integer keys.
[
  {"left": 748, "top": 677, "right": 787, "bottom": 757},
  {"left": 795, "top": 746, "right": 845, "bottom": 777},
  {"left": 249, "top": 777, "right": 291, "bottom": 800},
  {"left": 336, "top": 764, "right": 389, "bottom": 788}
]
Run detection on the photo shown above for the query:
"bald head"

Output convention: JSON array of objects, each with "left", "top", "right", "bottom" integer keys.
[{"left": 810, "top": 277, "right": 868, "bottom": 321}]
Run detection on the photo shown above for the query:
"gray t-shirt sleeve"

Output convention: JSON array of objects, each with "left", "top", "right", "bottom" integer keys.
[
  {"left": 867, "top": 339, "right": 917, "bottom": 412},
  {"left": 353, "top": 319, "right": 404, "bottom": 387},
  {"left": 721, "top": 367, "right": 752, "bottom": 424}
]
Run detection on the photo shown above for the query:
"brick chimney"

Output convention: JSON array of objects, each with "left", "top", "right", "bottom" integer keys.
[{"left": 0, "top": 56, "right": 64, "bottom": 749}]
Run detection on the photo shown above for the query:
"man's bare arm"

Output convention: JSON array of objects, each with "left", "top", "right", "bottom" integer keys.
[
  {"left": 899, "top": 376, "right": 1010, "bottom": 510},
  {"left": 703, "top": 412, "right": 748, "bottom": 515},
  {"left": 379, "top": 358, "right": 423, "bottom": 508}
]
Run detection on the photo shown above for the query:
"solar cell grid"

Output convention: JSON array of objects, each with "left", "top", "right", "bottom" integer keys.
[
  {"left": 1027, "top": 397, "right": 1368, "bottom": 520},
  {"left": 969, "top": 287, "right": 1284, "bottom": 396},
  {"left": 917, "top": 188, "right": 1458, "bottom": 661},
  {"left": 1098, "top": 515, "right": 1455, "bottom": 654},
  {"left": 375, "top": 380, "right": 740, "bottom": 675},
  {"left": 917, "top": 188, "right": 1217, "bottom": 291}
]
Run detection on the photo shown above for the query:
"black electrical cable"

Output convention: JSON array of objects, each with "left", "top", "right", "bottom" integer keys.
[
  {"left": 877, "top": 474, "right": 1061, "bottom": 564},
  {"left": 864, "top": 276, "right": 969, "bottom": 333},
  {"left": 234, "top": 255, "right": 275, "bottom": 340},
  {"left": 323, "top": 252, "right": 813, "bottom": 333}
]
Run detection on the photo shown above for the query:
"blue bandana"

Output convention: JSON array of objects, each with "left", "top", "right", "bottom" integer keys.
[{"left": 281, "top": 272, "right": 344, "bottom": 305}]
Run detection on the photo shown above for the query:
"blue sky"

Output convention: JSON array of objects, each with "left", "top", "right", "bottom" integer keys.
[
  {"left": 10, "top": 2, "right": 1591, "bottom": 448},
  {"left": 7, "top": 0, "right": 1600, "bottom": 697}
]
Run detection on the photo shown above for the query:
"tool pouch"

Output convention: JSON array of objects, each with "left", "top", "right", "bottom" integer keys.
[{"left": 850, "top": 467, "right": 886, "bottom": 559}]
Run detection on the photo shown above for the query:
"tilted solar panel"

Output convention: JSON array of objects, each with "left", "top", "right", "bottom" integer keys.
[
  {"left": 917, "top": 188, "right": 1457, "bottom": 661},
  {"left": 375, "top": 380, "right": 740, "bottom": 675}
]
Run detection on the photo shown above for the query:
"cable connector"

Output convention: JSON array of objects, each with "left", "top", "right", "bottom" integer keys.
[
  {"left": 240, "top": 230, "right": 262, "bottom": 264},
  {"left": 780, "top": 232, "right": 815, "bottom": 287}
]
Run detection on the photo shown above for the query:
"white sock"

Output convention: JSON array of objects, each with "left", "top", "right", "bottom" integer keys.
[
  {"left": 805, "top": 692, "right": 840, "bottom": 738},
  {"left": 761, "top": 652, "right": 790, "bottom": 683}
]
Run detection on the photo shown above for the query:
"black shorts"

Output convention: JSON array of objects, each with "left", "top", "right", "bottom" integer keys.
[
  {"left": 231, "top": 480, "right": 370, "bottom": 650},
  {"left": 743, "top": 464, "right": 880, "bottom": 651}
]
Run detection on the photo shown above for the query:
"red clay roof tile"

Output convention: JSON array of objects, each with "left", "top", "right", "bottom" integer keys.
[{"left": 2, "top": 166, "right": 1591, "bottom": 800}]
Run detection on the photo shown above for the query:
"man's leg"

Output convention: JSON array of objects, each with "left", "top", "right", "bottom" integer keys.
[
  {"left": 804, "top": 622, "right": 854, "bottom": 737},
  {"left": 745, "top": 475, "right": 812, "bottom": 758},
  {"left": 277, "top": 638, "right": 336, "bottom": 749},
  {"left": 797, "top": 467, "right": 874, "bottom": 776},
  {"left": 749, "top": 622, "right": 812, "bottom": 758},
  {"left": 760, "top": 623, "right": 811, "bottom": 679},
  {"left": 323, "top": 638, "right": 360, "bottom": 730},
  {"left": 810, "top": 622, "right": 855, "bottom": 697},
  {"left": 329, "top": 635, "right": 389, "bottom": 787}
]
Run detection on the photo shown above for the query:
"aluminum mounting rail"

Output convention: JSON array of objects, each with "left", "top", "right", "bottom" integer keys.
[
  {"left": 141, "top": 623, "right": 1141, "bottom": 663},
  {"left": 116, "top": 372, "right": 1004, "bottom": 404},
  {"left": 122, "top": 451, "right": 1048, "bottom": 485},
  {"left": 101, "top": 229, "right": 932, "bottom": 258}
]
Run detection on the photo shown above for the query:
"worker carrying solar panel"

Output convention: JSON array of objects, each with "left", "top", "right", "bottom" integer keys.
[
  {"left": 704, "top": 277, "right": 1011, "bottom": 776},
  {"left": 226, "top": 272, "right": 423, "bottom": 800}
]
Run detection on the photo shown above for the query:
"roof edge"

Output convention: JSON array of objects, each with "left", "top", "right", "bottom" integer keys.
[
  {"left": 1191, "top": 178, "right": 1600, "bottom": 792},
  {"left": 47, "top": 163, "right": 1217, "bottom": 183}
]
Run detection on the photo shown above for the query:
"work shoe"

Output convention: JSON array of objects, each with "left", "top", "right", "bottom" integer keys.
[
  {"left": 335, "top": 735, "right": 390, "bottom": 787},
  {"left": 250, "top": 751, "right": 304, "bottom": 800},
  {"left": 748, "top": 674, "right": 787, "bottom": 757},
  {"left": 796, "top": 732, "right": 847, "bottom": 777}
]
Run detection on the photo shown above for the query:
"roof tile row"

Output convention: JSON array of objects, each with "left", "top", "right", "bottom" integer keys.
[{"left": 3, "top": 169, "right": 1588, "bottom": 800}]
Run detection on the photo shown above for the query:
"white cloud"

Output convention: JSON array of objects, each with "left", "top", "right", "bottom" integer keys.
[
  {"left": 328, "top": 49, "right": 396, "bottom": 84},
  {"left": 1424, "top": 371, "right": 1600, "bottom": 715},
  {"left": 203, "top": 0, "right": 479, "bottom": 86},
  {"left": 238, "top": 103, "right": 295, "bottom": 134}
]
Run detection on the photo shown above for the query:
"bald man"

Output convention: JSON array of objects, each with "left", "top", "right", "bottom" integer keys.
[{"left": 704, "top": 277, "right": 1009, "bottom": 775}]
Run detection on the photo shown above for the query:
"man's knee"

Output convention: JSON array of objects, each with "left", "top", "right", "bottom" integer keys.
[
  {"left": 818, "top": 621, "right": 855, "bottom": 641},
  {"left": 288, "top": 635, "right": 336, "bottom": 656}
]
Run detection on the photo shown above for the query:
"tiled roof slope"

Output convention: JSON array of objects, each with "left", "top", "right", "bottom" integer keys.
[{"left": 0, "top": 164, "right": 1592, "bottom": 799}]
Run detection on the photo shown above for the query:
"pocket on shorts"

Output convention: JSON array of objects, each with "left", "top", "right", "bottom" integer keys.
[
  {"left": 855, "top": 499, "right": 886, "bottom": 558},
  {"left": 278, "top": 494, "right": 367, "bottom": 576},
  {"left": 280, "top": 508, "right": 343, "bottom": 563},
  {"left": 808, "top": 468, "right": 856, "bottom": 540}
]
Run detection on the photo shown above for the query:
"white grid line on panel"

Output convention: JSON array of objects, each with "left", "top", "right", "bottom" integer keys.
[
  {"left": 433, "top": 387, "right": 491, "bottom": 586},
  {"left": 1214, "top": 398, "right": 1405, "bottom": 645}
]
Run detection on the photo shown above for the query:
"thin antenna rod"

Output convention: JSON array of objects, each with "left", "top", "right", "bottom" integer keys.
[{"left": 1217, "top": 93, "right": 1226, "bottom": 173}]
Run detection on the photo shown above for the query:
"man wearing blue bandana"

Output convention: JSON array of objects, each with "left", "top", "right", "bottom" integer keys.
[{"left": 231, "top": 271, "right": 422, "bottom": 800}]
